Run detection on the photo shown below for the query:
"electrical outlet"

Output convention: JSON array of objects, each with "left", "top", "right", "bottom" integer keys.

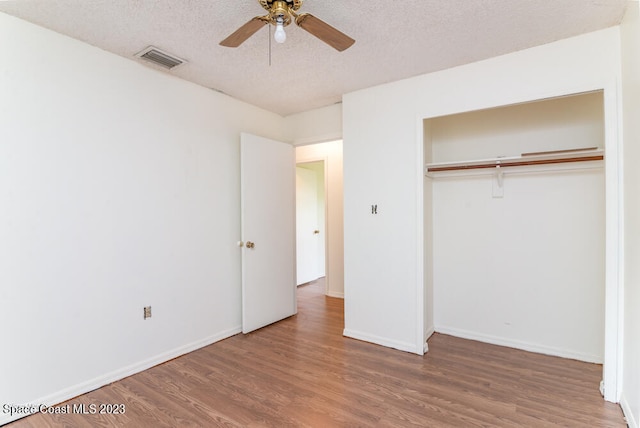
[{"left": 143, "top": 306, "right": 152, "bottom": 320}]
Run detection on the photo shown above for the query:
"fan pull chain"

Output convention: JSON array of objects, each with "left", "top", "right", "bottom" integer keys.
[{"left": 268, "top": 23, "right": 272, "bottom": 66}]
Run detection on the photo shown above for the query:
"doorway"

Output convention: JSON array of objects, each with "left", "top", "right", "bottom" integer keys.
[
  {"left": 296, "top": 161, "right": 326, "bottom": 285},
  {"left": 295, "top": 140, "right": 344, "bottom": 299}
]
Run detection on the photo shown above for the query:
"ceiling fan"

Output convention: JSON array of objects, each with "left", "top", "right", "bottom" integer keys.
[{"left": 220, "top": 0, "right": 355, "bottom": 52}]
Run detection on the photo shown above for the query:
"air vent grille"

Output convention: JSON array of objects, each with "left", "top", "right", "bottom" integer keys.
[{"left": 135, "top": 46, "right": 185, "bottom": 70}]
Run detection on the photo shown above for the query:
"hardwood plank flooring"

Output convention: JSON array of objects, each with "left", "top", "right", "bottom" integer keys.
[{"left": 7, "top": 279, "right": 626, "bottom": 427}]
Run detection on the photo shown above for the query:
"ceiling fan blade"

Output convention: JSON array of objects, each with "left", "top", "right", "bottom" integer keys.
[
  {"left": 220, "top": 16, "right": 269, "bottom": 48},
  {"left": 295, "top": 13, "right": 355, "bottom": 52}
]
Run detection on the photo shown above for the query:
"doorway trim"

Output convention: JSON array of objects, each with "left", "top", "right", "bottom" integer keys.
[{"left": 416, "top": 82, "right": 624, "bottom": 403}]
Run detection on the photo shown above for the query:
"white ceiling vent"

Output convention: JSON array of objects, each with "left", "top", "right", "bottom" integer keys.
[{"left": 135, "top": 46, "right": 185, "bottom": 70}]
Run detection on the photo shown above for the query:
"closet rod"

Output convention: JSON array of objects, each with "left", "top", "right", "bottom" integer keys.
[{"left": 426, "top": 154, "right": 604, "bottom": 173}]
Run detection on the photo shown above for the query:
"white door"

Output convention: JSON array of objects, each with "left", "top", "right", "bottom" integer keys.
[
  {"left": 240, "top": 133, "right": 296, "bottom": 334},
  {"left": 296, "top": 166, "right": 319, "bottom": 285}
]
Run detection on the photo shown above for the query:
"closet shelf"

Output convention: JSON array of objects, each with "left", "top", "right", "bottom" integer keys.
[{"left": 425, "top": 147, "right": 604, "bottom": 175}]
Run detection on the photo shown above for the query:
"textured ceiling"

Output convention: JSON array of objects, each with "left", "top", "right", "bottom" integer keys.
[{"left": 0, "top": 0, "right": 628, "bottom": 116}]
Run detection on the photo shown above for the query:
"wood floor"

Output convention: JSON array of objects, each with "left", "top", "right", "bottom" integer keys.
[{"left": 9, "top": 279, "right": 625, "bottom": 427}]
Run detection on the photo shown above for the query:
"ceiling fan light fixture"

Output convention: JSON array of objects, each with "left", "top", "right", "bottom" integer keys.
[
  {"left": 274, "top": 17, "right": 286, "bottom": 43},
  {"left": 219, "top": 0, "right": 354, "bottom": 51}
]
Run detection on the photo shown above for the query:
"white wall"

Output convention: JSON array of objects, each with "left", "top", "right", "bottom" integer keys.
[
  {"left": 429, "top": 93, "right": 605, "bottom": 363},
  {"left": 0, "top": 13, "right": 284, "bottom": 425},
  {"left": 296, "top": 142, "right": 344, "bottom": 298},
  {"left": 620, "top": 2, "right": 640, "bottom": 427},
  {"left": 343, "top": 27, "right": 621, "bottom": 355},
  {"left": 284, "top": 104, "right": 342, "bottom": 145}
]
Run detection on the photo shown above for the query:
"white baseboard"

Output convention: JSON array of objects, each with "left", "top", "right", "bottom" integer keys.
[
  {"left": 0, "top": 326, "right": 242, "bottom": 426},
  {"left": 424, "top": 325, "right": 436, "bottom": 353},
  {"left": 343, "top": 328, "right": 419, "bottom": 354},
  {"left": 435, "top": 325, "right": 603, "bottom": 364},
  {"left": 425, "top": 325, "right": 435, "bottom": 340},
  {"left": 326, "top": 290, "right": 344, "bottom": 298},
  {"left": 621, "top": 394, "right": 638, "bottom": 428}
]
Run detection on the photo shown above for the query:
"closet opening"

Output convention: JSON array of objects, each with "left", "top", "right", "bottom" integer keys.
[{"left": 423, "top": 91, "right": 614, "bottom": 395}]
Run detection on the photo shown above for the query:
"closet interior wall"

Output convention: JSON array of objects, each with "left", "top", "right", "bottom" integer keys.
[{"left": 424, "top": 92, "right": 606, "bottom": 363}]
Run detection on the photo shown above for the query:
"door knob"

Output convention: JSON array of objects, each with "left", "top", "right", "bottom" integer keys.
[
  {"left": 313, "top": 230, "right": 320, "bottom": 234},
  {"left": 246, "top": 241, "right": 255, "bottom": 249}
]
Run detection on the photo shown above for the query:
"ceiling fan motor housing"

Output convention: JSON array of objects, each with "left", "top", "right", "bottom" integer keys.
[{"left": 259, "top": 0, "right": 302, "bottom": 26}]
